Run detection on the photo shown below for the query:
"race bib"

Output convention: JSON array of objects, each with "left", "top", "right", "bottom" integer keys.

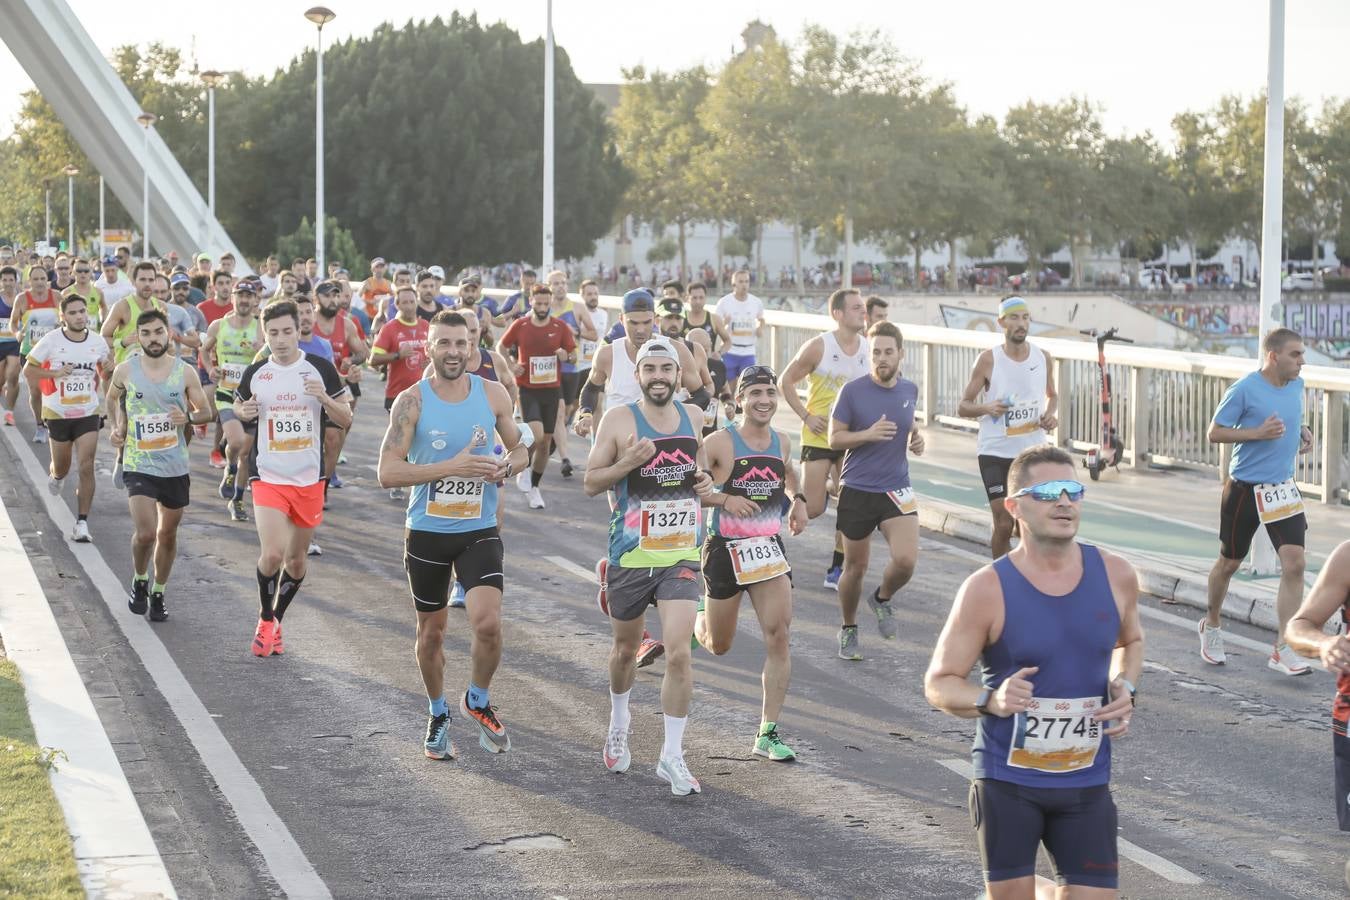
[
  {"left": 1007, "top": 696, "right": 1103, "bottom": 773},
  {"left": 427, "top": 477, "right": 485, "bottom": 519},
  {"left": 1254, "top": 478, "right": 1304, "bottom": 524},
  {"left": 219, "top": 362, "right": 245, "bottom": 392},
  {"left": 58, "top": 371, "right": 95, "bottom": 406},
  {"left": 529, "top": 355, "right": 558, "bottom": 384},
  {"left": 727, "top": 535, "right": 789, "bottom": 586},
  {"left": 639, "top": 498, "right": 699, "bottom": 552},
  {"left": 1004, "top": 401, "right": 1041, "bottom": 437},
  {"left": 133, "top": 413, "right": 178, "bottom": 452},
  {"left": 29, "top": 324, "right": 53, "bottom": 344},
  {"left": 887, "top": 486, "right": 918, "bottom": 515},
  {"left": 0, "top": 318, "right": 11, "bottom": 340},
  {"left": 265, "top": 409, "right": 315, "bottom": 453},
  {"left": 580, "top": 339, "right": 599, "bottom": 366},
  {"left": 731, "top": 317, "right": 755, "bottom": 340}
]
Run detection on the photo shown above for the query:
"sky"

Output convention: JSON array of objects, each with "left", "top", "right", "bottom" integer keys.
[{"left": 1, "top": 0, "right": 1348, "bottom": 142}]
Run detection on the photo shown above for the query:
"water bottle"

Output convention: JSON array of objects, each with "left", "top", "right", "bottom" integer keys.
[{"left": 492, "top": 443, "right": 505, "bottom": 488}]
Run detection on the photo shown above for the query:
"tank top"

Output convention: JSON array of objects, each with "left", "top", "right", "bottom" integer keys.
[
  {"left": 316, "top": 312, "right": 351, "bottom": 366},
  {"left": 20, "top": 304, "right": 60, "bottom": 355},
  {"left": 710, "top": 425, "right": 785, "bottom": 539},
  {"left": 976, "top": 344, "right": 1049, "bottom": 458},
  {"left": 608, "top": 340, "right": 641, "bottom": 407},
  {"left": 973, "top": 544, "right": 1120, "bottom": 788},
  {"left": 608, "top": 402, "right": 702, "bottom": 568},
  {"left": 112, "top": 295, "right": 166, "bottom": 364},
  {"left": 554, "top": 300, "right": 580, "bottom": 374},
  {"left": 578, "top": 305, "right": 607, "bottom": 371},
  {"left": 802, "top": 332, "right": 870, "bottom": 449},
  {"left": 17, "top": 289, "right": 57, "bottom": 350},
  {"left": 215, "top": 316, "right": 257, "bottom": 396},
  {"left": 63, "top": 284, "right": 103, "bottom": 331},
  {"left": 0, "top": 295, "right": 15, "bottom": 343},
  {"left": 121, "top": 355, "right": 190, "bottom": 478},
  {"left": 406, "top": 376, "right": 500, "bottom": 534},
  {"left": 683, "top": 311, "right": 716, "bottom": 351},
  {"left": 470, "top": 348, "right": 498, "bottom": 381}
]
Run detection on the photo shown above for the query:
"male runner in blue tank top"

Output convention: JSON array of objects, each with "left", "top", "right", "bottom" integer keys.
[
  {"left": 925, "top": 445, "right": 1144, "bottom": 899},
  {"left": 378, "top": 310, "right": 533, "bottom": 761},
  {"left": 694, "top": 364, "right": 808, "bottom": 761}
]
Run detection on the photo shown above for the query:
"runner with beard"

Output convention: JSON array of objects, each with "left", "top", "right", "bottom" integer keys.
[
  {"left": 546, "top": 269, "right": 597, "bottom": 479},
  {"left": 313, "top": 280, "right": 367, "bottom": 487},
  {"left": 202, "top": 281, "right": 264, "bottom": 521},
  {"left": 13, "top": 264, "right": 61, "bottom": 442}
]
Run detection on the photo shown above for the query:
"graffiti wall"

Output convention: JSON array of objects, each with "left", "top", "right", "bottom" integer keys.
[{"left": 1137, "top": 300, "right": 1350, "bottom": 341}]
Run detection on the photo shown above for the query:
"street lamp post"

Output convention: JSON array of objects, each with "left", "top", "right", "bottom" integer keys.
[
  {"left": 542, "top": 0, "right": 554, "bottom": 271},
  {"left": 63, "top": 164, "right": 79, "bottom": 255},
  {"left": 304, "top": 7, "right": 336, "bottom": 275},
  {"left": 43, "top": 179, "right": 51, "bottom": 246},
  {"left": 98, "top": 176, "right": 105, "bottom": 257},
  {"left": 137, "top": 112, "right": 157, "bottom": 259},
  {"left": 201, "top": 70, "right": 224, "bottom": 217}
]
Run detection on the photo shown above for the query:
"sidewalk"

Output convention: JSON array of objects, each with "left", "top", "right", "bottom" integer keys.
[{"left": 773, "top": 408, "right": 1347, "bottom": 634}]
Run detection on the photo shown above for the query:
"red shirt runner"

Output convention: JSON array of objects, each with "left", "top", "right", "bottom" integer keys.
[
  {"left": 374, "top": 316, "right": 429, "bottom": 399},
  {"left": 498, "top": 316, "right": 575, "bottom": 390},
  {"left": 198, "top": 297, "right": 234, "bottom": 326}
]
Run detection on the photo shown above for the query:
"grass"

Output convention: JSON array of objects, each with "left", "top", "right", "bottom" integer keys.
[{"left": 0, "top": 656, "right": 82, "bottom": 899}]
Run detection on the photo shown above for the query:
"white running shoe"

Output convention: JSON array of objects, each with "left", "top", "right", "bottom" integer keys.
[
  {"left": 603, "top": 726, "right": 631, "bottom": 773},
  {"left": 33, "top": 425, "right": 48, "bottom": 444},
  {"left": 528, "top": 486, "right": 545, "bottom": 509},
  {"left": 388, "top": 487, "right": 406, "bottom": 501},
  {"left": 1268, "top": 643, "right": 1312, "bottom": 676},
  {"left": 516, "top": 469, "right": 531, "bottom": 492},
  {"left": 47, "top": 474, "right": 63, "bottom": 496},
  {"left": 656, "top": 754, "right": 701, "bottom": 795},
  {"left": 1198, "top": 618, "right": 1226, "bottom": 665},
  {"left": 307, "top": 539, "right": 322, "bottom": 557},
  {"left": 70, "top": 520, "right": 91, "bottom": 543}
]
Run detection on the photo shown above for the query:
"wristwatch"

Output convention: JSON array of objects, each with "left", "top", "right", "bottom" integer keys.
[{"left": 975, "top": 688, "right": 993, "bottom": 716}]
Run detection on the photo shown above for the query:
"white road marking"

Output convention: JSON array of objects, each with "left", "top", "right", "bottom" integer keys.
[
  {"left": 3, "top": 426, "right": 332, "bottom": 900},
  {"left": 924, "top": 478, "right": 973, "bottom": 492},
  {"left": 934, "top": 759, "right": 1203, "bottom": 885},
  {"left": 546, "top": 555, "right": 600, "bottom": 585}
]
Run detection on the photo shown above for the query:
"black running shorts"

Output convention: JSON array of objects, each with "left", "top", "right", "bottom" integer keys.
[
  {"left": 969, "top": 778, "right": 1118, "bottom": 889},
  {"left": 835, "top": 485, "right": 912, "bottom": 541},
  {"left": 46, "top": 414, "right": 101, "bottom": 442},
  {"left": 519, "top": 386, "right": 561, "bottom": 432},
  {"left": 800, "top": 444, "right": 843, "bottom": 463},
  {"left": 701, "top": 534, "right": 791, "bottom": 601},
  {"left": 560, "top": 370, "right": 581, "bottom": 406},
  {"left": 1218, "top": 477, "right": 1307, "bottom": 561},
  {"left": 1335, "top": 732, "right": 1350, "bottom": 831},
  {"left": 977, "top": 454, "right": 1015, "bottom": 501},
  {"left": 123, "top": 472, "right": 191, "bottom": 510},
  {"left": 404, "top": 527, "right": 503, "bottom": 612}
]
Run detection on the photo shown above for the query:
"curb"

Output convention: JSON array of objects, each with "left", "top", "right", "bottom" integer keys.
[
  {"left": 0, "top": 492, "right": 177, "bottom": 898},
  {"left": 917, "top": 497, "right": 1281, "bottom": 634}
]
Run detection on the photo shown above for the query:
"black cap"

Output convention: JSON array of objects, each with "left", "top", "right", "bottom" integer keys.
[{"left": 659, "top": 297, "right": 684, "bottom": 317}]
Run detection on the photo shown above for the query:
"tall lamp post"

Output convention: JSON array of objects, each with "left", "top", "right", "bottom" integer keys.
[
  {"left": 304, "top": 6, "right": 336, "bottom": 275},
  {"left": 63, "top": 164, "right": 79, "bottom": 255},
  {"left": 43, "top": 179, "right": 51, "bottom": 246},
  {"left": 201, "top": 70, "right": 224, "bottom": 217},
  {"left": 137, "top": 112, "right": 157, "bottom": 259},
  {"left": 542, "top": 0, "right": 554, "bottom": 271}
]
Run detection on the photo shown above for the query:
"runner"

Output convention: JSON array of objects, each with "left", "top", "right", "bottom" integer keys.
[
  {"left": 682, "top": 281, "right": 718, "bottom": 355},
  {"left": 454, "top": 274, "right": 491, "bottom": 342},
  {"left": 94, "top": 255, "right": 134, "bottom": 307},
  {"left": 486, "top": 268, "right": 535, "bottom": 329},
  {"left": 100, "top": 261, "right": 167, "bottom": 366},
  {"left": 584, "top": 337, "right": 715, "bottom": 794},
  {"left": 924, "top": 445, "right": 1143, "bottom": 899},
  {"left": 105, "top": 308, "right": 212, "bottom": 621},
  {"left": 371, "top": 287, "right": 430, "bottom": 501},
  {"left": 828, "top": 321, "right": 925, "bottom": 660},
  {"left": 865, "top": 296, "right": 889, "bottom": 327},
  {"left": 313, "top": 280, "right": 368, "bottom": 487},
  {"left": 13, "top": 263, "right": 61, "bottom": 441},
  {"left": 201, "top": 280, "right": 263, "bottom": 521},
  {"left": 1285, "top": 540, "right": 1350, "bottom": 830},
  {"left": 0, "top": 265, "right": 21, "bottom": 426},
  {"left": 1200, "top": 327, "right": 1314, "bottom": 675},
  {"left": 62, "top": 258, "right": 104, "bottom": 333},
  {"left": 24, "top": 294, "right": 112, "bottom": 543},
  {"left": 359, "top": 256, "right": 393, "bottom": 323},
  {"left": 778, "top": 288, "right": 870, "bottom": 589},
  {"left": 714, "top": 269, "right": 765, "bottom": 390},
  {"left": 575, "top": 278, "right": 608, "bottom": 394},
  {"left": 197, "top": 269, "right": 236, "bottom": 327},
  {"left": 233, "top": 300, "right": 352, "bottom": 657},
  {"left": 495, "top": 284, "right": 575, "bottom": 509},
  {"left": 548, "top": 269, "right": 597, "bottom": 479},
  {"left": 694, "top": 364, "right": 807, "bottom": 762},
  {"left": 958, "top": 296, "right": 1058, "bottom": 558},
  {"left": 377, "top": 309, "right": 532, "bottom": 760}
]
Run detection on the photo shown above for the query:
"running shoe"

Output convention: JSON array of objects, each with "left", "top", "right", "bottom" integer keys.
[
  {"left": 147, "top": 591, "right": 168, "bottom": 623},
  {"left": 228, "top": 498, "right": 249, "bottom": 522},
  {"left": 338, "top": 452, "right": 348, "bottom": 465},
  {"left": 1269, "top": 643, "right": 1312, "bottom": 676},
  {"left": 866, "top": 587, "right": 898, "bottom": 639},
  {"left": 251, "top": 618, "right": 276, "bottom": 657},
  {"left": 656, "top": 754, "right": 701, "bottom": 795},
  {"left": 838, "top": 625, "right": 862, "bottom": 661},
  {"left": 272, "top": 622, "right": 284, "bottom": 655},
  {"left": 307, "top": 539, "right": 322, "bottom": 557},
  {"left": 209, "top": 448, "right": 226, "bottom": 468},
  {"left": 328, "top": 471, "right": 343, "bottom": 489},
  {"left": 823, "top": 566, "right": 842, "bottom": 591},
  {"left": 752, "top": 723, "right": 796, "bottom": 762},
  {"left": 595, "top": 558, "right": 609, "bottom": 616},
  {"left": 528, "top": 486, "right": 545, "bottom": 509},
  {"left": 388, "top": 487, "right": 406, "bottom": 502},
  {"left": 637, "top": 633, "right": 665, "bottom": 668},
  {"left": 603, "top": 726, "right": 631, "bottom": 773},
  {"left": 1198, "top": 618, "right": 1226, "bottom": 665},
  {"left": 560, "top": 457, "right": 573, "bottom": 478},
  {"left": 128, "top": 578, "right": 149, "bottom": 615},
  {"left": 516, "top": 469, "right": 531, "bottom": 492},
  {"left": 449, "top": 581, "right": 466, "bottom": 609},
  {"left": 47, "top": 474, "right": 63, "bottom": 495},
  {"left": 33, "top": 425, "right": 47, "bottom": 444},
  {"left": 218, "top": 469, "right": 235, "bottom": 500},
  {"left": 424, "top": 712, "right": 456, "bottom": 760},
  {"left": 3, "top": 410, "right": 13, "bottom": 426},
  {"left": 70, "top": 520, "right": 91, "bottom": 543},
  {"left": 461, "top": 694, "right": 511, "bottom": 753}
]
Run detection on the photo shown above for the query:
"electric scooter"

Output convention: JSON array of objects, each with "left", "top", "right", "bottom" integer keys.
[{"left": 1080, "top": 327, "right": 1133, "bottom": 481}]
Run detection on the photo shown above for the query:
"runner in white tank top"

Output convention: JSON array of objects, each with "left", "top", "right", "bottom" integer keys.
[{"left": 957, "top": 296, "right": 1058, "bottom": 557}]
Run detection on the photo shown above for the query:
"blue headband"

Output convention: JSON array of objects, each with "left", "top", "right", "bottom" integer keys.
[{"left": 999, "top": 296, "right": 1029, "bottom": 316}]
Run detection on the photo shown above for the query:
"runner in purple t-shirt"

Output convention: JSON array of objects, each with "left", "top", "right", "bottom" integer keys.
[{"left": 827, "top": 321, "right": 926, "bottom": 661}]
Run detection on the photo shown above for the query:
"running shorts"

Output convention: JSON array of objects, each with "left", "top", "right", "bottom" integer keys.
[
  {"left": 606, "top": 562, "right": 701, "bottom": 621},
  {"left": 519, "top": 386, "right": 561, "bottom": 432},
  {"left": 800, "top": 445, "right": 844, "bottom": 463},
  {"left": 0, "top": 342, "right": 19, "bottom": 360},
  {"left": 969, "top": 778, "right": 1118, "bottom": 889},
  {"left": 560, "top": 370, "right": 581, "bottom": 406},
  {"left": 1335, "top": 732, "right": 1350, "bottom": 831},
  {"left": 835, "top": 485, "right": 912, "bottom": 541},
  {"left": 218, "top": 405, "right": 239, "bottom": 426},
  {"left": 1218, "top": 477, "right": 1307, "bottom": 561},
  {"left": 251, "top": 480, "right": 325, "bottom": 529},
  {"left": 404, "top": 527, "right": 503, "bottom": 612},
  {"left": 46, "top": 414, "right": 101, "bottom": 442},
  {"left": 723, "top": 352, "right": 757, "bottom": 384},
  {"left": 123, "top": 472, "right": 191, "bottom": 510},
  {"left": 702, "top": 534, "right": 790, "bottom": 601},
  {"left": 977, "top": 454, "right": 1015, "bottom": 501}
]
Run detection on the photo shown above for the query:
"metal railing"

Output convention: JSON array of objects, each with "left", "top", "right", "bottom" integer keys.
[{"left": 474, "top": 289, "right": 1350, "bottom": 504}]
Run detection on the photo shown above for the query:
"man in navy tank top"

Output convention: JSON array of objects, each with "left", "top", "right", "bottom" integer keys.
[
  {"left": 378, "top": 310, "right": 533, "bottom": 762},
  {"left": 925, "top": 445, "right": 1144, "bottom": 898}
]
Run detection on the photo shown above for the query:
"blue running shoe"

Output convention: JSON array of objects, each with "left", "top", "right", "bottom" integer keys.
[
  {"left": 449, "top": 581, "right": 466, "bottom": 609},
  {"left": 328, "top": 471, "right": 343, "bottom": 489},
  {"left": 823, "top": 566, "right": 842, "bottom": 591},
  {"left": 424, "top": 712, "right": 456, "bottom": 760}
]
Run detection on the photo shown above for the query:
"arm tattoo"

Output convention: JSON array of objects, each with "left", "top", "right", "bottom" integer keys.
[{"left": 382, "top": 390, "right": 420, "bottom": 459}]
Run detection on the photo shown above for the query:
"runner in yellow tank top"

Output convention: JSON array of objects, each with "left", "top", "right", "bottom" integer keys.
[{"left": 100, "top": 261, "right": 167, "bottom": 364}]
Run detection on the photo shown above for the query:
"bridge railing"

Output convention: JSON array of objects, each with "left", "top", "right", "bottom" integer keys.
[{"left": 472, "top": 289, "right": 1350, "bottom": 504}]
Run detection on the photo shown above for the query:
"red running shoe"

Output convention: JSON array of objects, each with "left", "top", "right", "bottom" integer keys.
[
  {"left": 251, "top": 618, "right": 276, "bottom": 657},
  {"left": 636, "top": 632, "right": 665, "bottom": 668}
]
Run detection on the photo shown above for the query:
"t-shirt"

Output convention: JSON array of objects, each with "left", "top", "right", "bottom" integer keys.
[
  {"left": 27, "top": 329, "right": 111, "bottom": 420},
  {"left": 197, "top": 297, "right": 234, "bottom": 326},
  {"left": 374, "top": 317, "right": 430, "bottom": 399},
  {"left": 497, "top": 315, "right": 575, "bottom": 389},
  {"left": 175, "top": 302, "right": 208, "bottom": 365},
  {"left": 831, "top": 374, "right": 919, "bottom": 494},
  {"left": 236, "top": 353, "right": 347, "bottom": 486},
  {"left": 715, "top": 293, "right": 764, "bottom": 355},
  {"left": 1213, "top": 369, "right": 1304, "bottom": 484},
  {"left": 579, "top": 306, "right": 608, "bottom": 370},
  {"left": 258, "top": 274, "right": 279, "bottom": 298},
  {"left": 95, "top": 275, "right": 134, "bottom": 307}
]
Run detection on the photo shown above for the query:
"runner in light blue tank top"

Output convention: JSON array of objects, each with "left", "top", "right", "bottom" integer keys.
[
  {"left": 121, "top": 354, "right": 191, "bottom": 478},
  {"left": 406, "top": 374, "right": 499, "bottom": 533}
]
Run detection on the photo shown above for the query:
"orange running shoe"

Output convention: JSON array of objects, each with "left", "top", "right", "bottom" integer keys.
[
  {"left": 461, "top": 694, "right": 511, "bottom": 753},
  {"left": 251, "top": 617, "right": 275, "bottom": 657},
  {"left": 272, "top": 621, "right": 285, "bottom": 655},
  {"left": 636, "top": 632, "right": 665, "bottom": 668}
]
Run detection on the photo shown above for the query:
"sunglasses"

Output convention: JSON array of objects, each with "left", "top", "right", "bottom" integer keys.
[
  {"left": 74, "top": 268, "right": 91, "bottom": 274},
  {"left": 1010, "top": 479, "right": 1086, "bottom": 502}
]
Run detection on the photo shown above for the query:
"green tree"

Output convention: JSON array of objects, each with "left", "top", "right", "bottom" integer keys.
[{"left": 274, "top": 216, "right": 368, "bottom": 279}]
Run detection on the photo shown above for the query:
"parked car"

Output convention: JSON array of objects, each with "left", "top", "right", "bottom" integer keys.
[{"left": 1281, "top": 272, "right": 1319, "bottom": 291}]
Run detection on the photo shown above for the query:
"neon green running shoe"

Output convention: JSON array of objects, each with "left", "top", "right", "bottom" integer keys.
[{"left": 752, "top": 723, "right": 796, "bottom": 761}]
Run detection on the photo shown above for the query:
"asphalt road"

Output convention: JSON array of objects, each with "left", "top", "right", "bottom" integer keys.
[{"left": 2, "top": 400, "right": 1348, "bottom": 900}]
